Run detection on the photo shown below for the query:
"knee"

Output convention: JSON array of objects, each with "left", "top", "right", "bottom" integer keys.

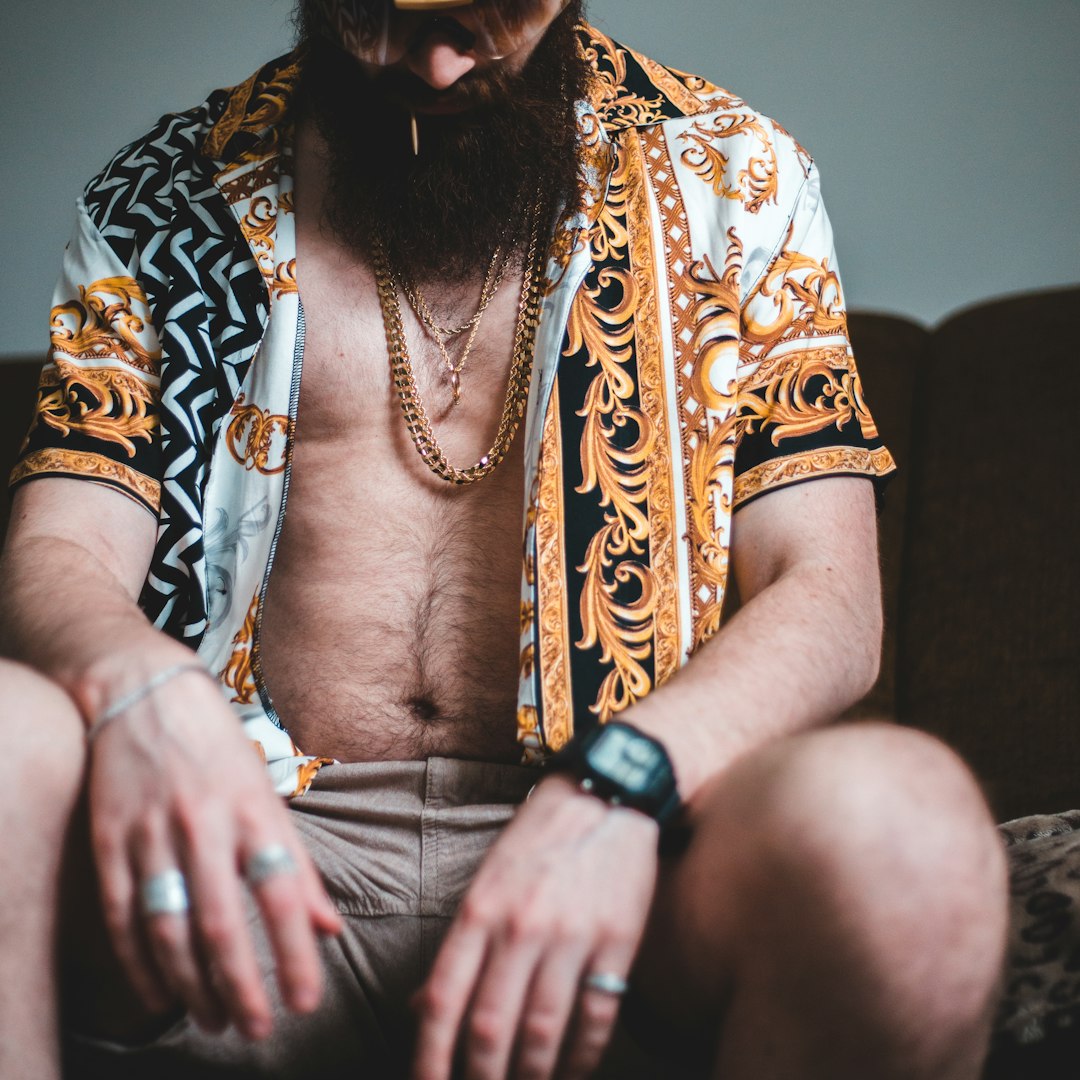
[
  {"left": 718, "top": 723, "right": 1002, "bottom": 881},
  {"left": 693, "top": 723, "right": 1007, "bottom": 980},
  {"left": 0, "top": 659, "right": 86, "bottom": 806}
]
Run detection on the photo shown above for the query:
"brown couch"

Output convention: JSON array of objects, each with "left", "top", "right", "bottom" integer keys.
[
  {"left": 3, "top": 286, "right": 1076, "bottom": 823},
  {"left": 1, "top": 285, "right": 1078, "bottom": 1074}
]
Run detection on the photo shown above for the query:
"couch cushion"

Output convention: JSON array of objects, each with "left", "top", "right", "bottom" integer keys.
[{"left": 896, "top": 287, "right": 1080, "bottom": 821}]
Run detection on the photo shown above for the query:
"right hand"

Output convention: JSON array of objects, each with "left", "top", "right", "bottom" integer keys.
[{"left": 86, "top": 665, "right": 342, "bottom": 1039}]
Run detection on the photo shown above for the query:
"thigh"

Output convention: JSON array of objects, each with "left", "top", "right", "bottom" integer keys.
[{"left": 616, "top": 722, "right": 1003, "bottom": 1066}]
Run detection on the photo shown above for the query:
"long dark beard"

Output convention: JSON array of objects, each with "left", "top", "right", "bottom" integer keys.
[{"left": 293, "top": 1, "right": 588, "bottom": 283}]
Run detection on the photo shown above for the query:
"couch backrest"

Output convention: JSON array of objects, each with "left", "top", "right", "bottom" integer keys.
[
  {"left": 895, "top": 286, "right": 1080, "bottom": 821},
  {"left": 0, "top": 358, "right": 42, "bottom": 542},
  {"left": 845, "top": 313, "right": 928, "bottom": 720}
]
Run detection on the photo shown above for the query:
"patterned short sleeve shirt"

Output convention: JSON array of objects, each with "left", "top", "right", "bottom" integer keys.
[{"left": 10, "top": 26, "right": 894, "bottom": 795}]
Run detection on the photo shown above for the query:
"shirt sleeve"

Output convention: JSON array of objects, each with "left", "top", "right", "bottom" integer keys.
[
  {"left": 732, "top": 162, "right": 895, "bottom": 508},
  {"left": 8, "top": 197, "right": 162, "bottom": 514}
]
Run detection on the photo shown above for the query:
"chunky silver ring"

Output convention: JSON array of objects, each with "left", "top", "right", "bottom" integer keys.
[
  {"left": 245, "top": 844, "right": 298, "bottom": 887},
  {"left": 140, "top": 869, "right": 190, "bottom": 917},
  {"left": 582, "top": 972, "right": 629, "bottom": 996}
]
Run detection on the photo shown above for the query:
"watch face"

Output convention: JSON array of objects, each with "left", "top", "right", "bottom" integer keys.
[{"left": 588, "top": 725, "right": 662, "bottom": 794}]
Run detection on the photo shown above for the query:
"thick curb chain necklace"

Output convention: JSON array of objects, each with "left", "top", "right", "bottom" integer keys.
[{"left": 372, "top": 204, "right": 545, "bottom": 486}]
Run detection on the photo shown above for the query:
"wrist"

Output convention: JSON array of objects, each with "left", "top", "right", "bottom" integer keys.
[
  {"left": 69, "top": 639, "right": 212, "bottom": 730},
  {"left": 86, "top": 661, "right": 217, "bottom": 743},
  {"left": 546, "top": 721, "right": 682, "bottom": 826}
]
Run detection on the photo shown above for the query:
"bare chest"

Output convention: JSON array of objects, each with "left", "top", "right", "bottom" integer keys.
[{"left": 256, "top": 201, "right": 530, "bottom": 763}]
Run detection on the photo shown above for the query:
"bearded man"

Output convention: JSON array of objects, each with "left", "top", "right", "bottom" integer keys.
[{"left": 0, "top": 2, "right": 1006, "bottom": 1078}]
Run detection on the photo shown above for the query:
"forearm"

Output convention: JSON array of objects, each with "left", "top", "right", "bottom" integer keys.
[
  {"left": 0, "top": 535, "right": 194, "bottom": 724},
  {"left": 617, "top": 558, "right": 881, "bottom": 802}
]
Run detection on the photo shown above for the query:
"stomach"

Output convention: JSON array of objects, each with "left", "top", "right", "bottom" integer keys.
[{"left": 255, "top": 477, "right": 526, "bottom": 764}]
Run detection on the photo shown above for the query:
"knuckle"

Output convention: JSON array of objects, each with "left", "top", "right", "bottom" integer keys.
[
  {"left": 146, "top": 916, "right": 184, "bottom": 953},
  {"left": 520, "top": 1010, "right": 562, "bottom": 1048},
  {"left": 467, "top": 1008, "right": 504, "bottom": 1053},
  {"left": 172, "top": 797, "right": 207, "bottom": 843},
  {"left": 414, "top": 981, "right": 448, "bottom": 1019},
  {"left": 579, "top": 993, "right": 620, "bottom": 1028},
  {"left": 101, "top": 898, "right": 131, "bottom": 941},
  {"left": 91, "top": 821, "right": 123, "bottom": 860},
  {"left": 505, "top": 911, "right": 537, "bottom": 945},
  {"left": 458, "top": 893, "right": 495, "bottom": 929},
  {"left": 260, "top": 883, "right": 302, "bottom": 920},
  {"left": 199, "top": 911, "right": 238, "bottom": 951}
]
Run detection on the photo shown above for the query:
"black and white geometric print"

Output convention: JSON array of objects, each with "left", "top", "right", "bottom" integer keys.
[{"left": 83, "top": 93, "right": 270, "bottom": 645}]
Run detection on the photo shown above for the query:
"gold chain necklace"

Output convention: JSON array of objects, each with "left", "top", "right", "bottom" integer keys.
[
  {"left": 398, "top": 246, "right": 510, "bottom": 405},
  {"left": 372, "top": 205, "right": 545, "bottom": 486},
  {"left": 403, "top": 245, "right": 508, "bottom": 337}
]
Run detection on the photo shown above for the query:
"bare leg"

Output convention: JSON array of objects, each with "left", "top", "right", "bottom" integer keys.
[
  {"left": 632, "top": 722, "right": 1008, "bottom": 1080},
  {"left": 0, "top": 660, "right": 87, "bottom": 1080}
]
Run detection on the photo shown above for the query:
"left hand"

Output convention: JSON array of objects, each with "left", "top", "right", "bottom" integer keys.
[{"left": 411, "top": 773, "right": 660, "bottom": 1080}]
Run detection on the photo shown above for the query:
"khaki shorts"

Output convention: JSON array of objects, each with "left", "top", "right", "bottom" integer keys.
[{"left": 65, "top": 757, "right": 678, "bottom": 1079}]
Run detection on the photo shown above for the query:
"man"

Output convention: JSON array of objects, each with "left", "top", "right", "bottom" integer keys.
[{"left": 0, "top": 1, "right": 1007, "bottom": 1077}]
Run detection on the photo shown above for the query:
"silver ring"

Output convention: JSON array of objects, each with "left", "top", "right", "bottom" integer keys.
[
  {"left": 140, "top": 869, "right": 190, "bottom": 917},
  {"left": 245, "top": 844, "right": 298, "bottom": 887},
  {"left": 582, "top": 972, "right": 629, "bottom": 996}
]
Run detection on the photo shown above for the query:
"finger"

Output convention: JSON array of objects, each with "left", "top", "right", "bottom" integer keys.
[
  {"left": 133, "top": 832, "right": 229, "bottom": 1031},
  {"left": 509, "top": 944, "right": 587, "bottom": 1080},
  {"left": 184, "top": 831, "right": 273, "bottom": 1040},
  {"left": 558, "top": 951, "right": 633, "bottom": 1080},
  {"left": 411, "top": 915, "right": 491, "bottom": 1080},
  {"left": 242, "top": 837, "right": 325, "bottom": 1015},
  {"left": 462, "top": 934, "right": 545, "bottom": 1080},
  {"left": 92, "top": 828, "right": 174, "bottom": 1014}
]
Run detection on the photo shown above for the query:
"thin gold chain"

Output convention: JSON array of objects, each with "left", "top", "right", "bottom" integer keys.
[
  {"left": 396, "top": 246, "right": 510, "bottom": 406},
  {"left": 372, "top": 204, "right": 545, "bottom": 486},
  {"left": 402, "top": 245, "right": 508, "bottom": 338}
]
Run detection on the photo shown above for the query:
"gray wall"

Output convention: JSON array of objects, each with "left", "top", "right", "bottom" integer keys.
[{"left": 2, "top": 0, "right": 1077, "bottom": 360}]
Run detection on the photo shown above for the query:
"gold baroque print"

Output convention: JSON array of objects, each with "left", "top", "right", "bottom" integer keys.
[
  {"left": 686, "top": 416, "right": 738, "bottom": 644},
  {"left": 683, "top": 245, "right": 743, "bottom": 645},
  {"left": 50, "top": 277, "right": 160, "bottom": 374},
  {"left": 687, "top": 246, "right": 742, "bottom": 419},
  {"left": 679, "top": 113, "right": 779, "bottom": 214},
  {"left": 203, "top": 56, "right": 300, "bottom": 162},
  {"left": 733, "top": 446, "right": 896, "bottom": 506},
  {"left": 743, "top": 219, "right": 848, "bottom": 354},
  {"left": 226, "top": 393, "right": 289, "bottom": 474},
  {"left": 577, "top": 524, "right": 657, "bottom": 721},
  {"left": 219, "top": 592, "right": 260, "bottom": 704},
  {"left": 581, "top": 27, "right": 667, "bottom": 129},
  {"left": 535, "top": 379, "right": 574, "bottom": 751},
  {"left": 588, "top": 141, "right": 629, "bottom": 266},
  {"left": 10, "top": 448, "right": 160, "bottom": 511},
  {"left": 622, "top": 132, "right": 681, "bottom": 690},
  {"left": 570, "top": 268, "right": 653, "bottom": 550},
  {"left": 738, "top": 355, "right": 880, "bottom": 445},
  {"left": 738, "top": 343, "right": 852, "bottom": 395},
  {"left": 570, "top": 142, "right": 658, "bottom": 720},
  {"left": 240, "top": 194, "right": 277, "bottom": 279},
  {"left": 273, "top": 259, "right": 299, "bottom": 298},
  {"left": 34, "top": 359, "right": 157, "bottom": 458}
]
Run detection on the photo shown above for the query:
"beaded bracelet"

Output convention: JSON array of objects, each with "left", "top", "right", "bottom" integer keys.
[{"left": 86, "top": 662, "right": 214, "bottom": 743}]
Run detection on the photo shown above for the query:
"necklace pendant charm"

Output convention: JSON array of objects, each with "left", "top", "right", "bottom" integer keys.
[{"left": 450, "top": 370, "right": 462, "bottom": 405}]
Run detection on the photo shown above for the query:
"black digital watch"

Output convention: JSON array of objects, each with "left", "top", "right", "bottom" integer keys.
[{"left": 548, "top": 721, "right": 681, "bottom": 826}]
